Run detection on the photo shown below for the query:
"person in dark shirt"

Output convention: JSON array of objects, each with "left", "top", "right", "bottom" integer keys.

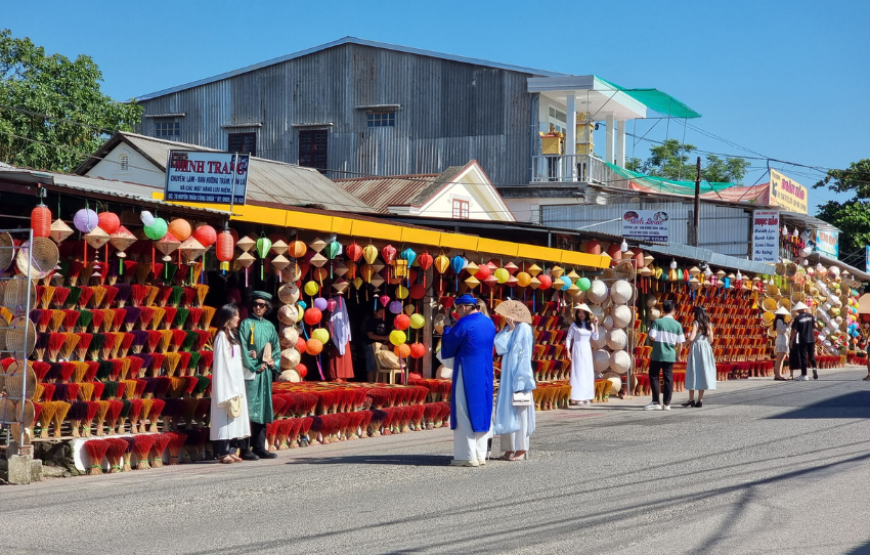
[
  {"left": 364, "top": 307, "right": 389, "bottom": 382},
  {"left": 790, "top": 302, "right": 818, "bottom": 381}
]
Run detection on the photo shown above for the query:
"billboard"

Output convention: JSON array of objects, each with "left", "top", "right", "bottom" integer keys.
[
  {"left": 814, "top": 228, "right": 839, "bottom": 258},
  {"left": 769, "top": 169, "right": 808, "bottom": 214},
  {"left": 164, "top": 151, "right": 250, "bottom": 205},
  {"left": 751, "top": 210, "right": 779, "bottom": 263},
  {"left": 621, "top": 210, "right": 669, "bottom": 242}
]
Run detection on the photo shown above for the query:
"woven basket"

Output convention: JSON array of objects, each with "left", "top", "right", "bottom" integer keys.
[
  {"left": 15, "top": 237, "right": 59, "bottom": 280},
  {"left": 614, "top": 260, "right": 636, "bottom": 280},
  {"left": 3, "top": 360, "right": 37, "bottom": 400},
  {"left": 0, "top": 232, "right": 13, "bottom": 272},
  {"left": 0, "top": 397, "right": 16, "bottom": 424},
  {"left": 16, "top": 399, "right": 35, "bottom": 427},
  {"left": 5, "top": 317, "right": 36, "bottom": 357},
  {"left": 3, "top": 277, "right": 37, "bottom": 313}
]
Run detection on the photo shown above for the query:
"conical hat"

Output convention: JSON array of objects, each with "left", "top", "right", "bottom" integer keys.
[
  {"left": 280, "top": 347, "right": 301, "bottom": 369},
  {"left": 774, "top": 307, "right": 790, "bottom": 316},
  {"left": 609, "top": 350, "right": 631, "bottom": 374},
  {"left": 277, "top": 304, "right": 299, "bottom": 325},
  {"left": 792, "top": 302, "right": 809, "bottom": 312},
  {"left": 572, "top": 303, "right": 594, "bottom": 315},
  {"left": 606, "top": 329, "right": 628, "bottom": 350},
  {"left": 15, "top": 237, "right": 59, "bottom": 280},
  {"left": 610, "top": 280, "right": 633, "bottom": 304},
  {"left": 587, "top": 280, "right": 609, "bottom": 304},
  {"left": 612, "top": 304, "right": 633, "bottom": 328},
  {"left": 278, "top": 325, "right": 299, "bottom": 349},
  {"left": 0, "top": 232, "right": 14, "bottom": 272},
  {"left": 591, "top": 333, "right": 607, "bottom": 349},
  {"left": 592, "top": 349, "right": 611, "bottom": 372},
  {"left": 277, "top": 283, "right": 300, "bottom": 305}
]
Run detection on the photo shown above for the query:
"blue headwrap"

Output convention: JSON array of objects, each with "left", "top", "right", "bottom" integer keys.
[{"left": 454, "top": 294, "right": 478, "bottom": 306}]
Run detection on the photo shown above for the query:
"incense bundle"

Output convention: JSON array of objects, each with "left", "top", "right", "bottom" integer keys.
[
  {"left": 150, "top": 432, "right": 171, "bottom": 468},
  {"left": 29, "top": 309, "right": 43, "bottom": 329},
  {"left": 161, "top": 397, "right": 183, "bottom": 430},
  {"left": 132, "top": 435, "right": 155, "bottom": 470},
  {"left": 298, "top": 416, "right": 314, "bottom": 446},
  {"left": 60, "top": 333, "right": 80, "bottom": 361},
  {"left": 121, "top": 437, "right": 136, "bottom": 471},
  {"left": 168, "top": 377, "right": 186, "bottom": 398},
  {"left": 286, "top": 418, "right": 302, "bottom": 448},
  {"left": 177, "top": 351, "right": 192, "bottom": 376},
  {"left": 114, "top": 284, "right": 132, "bottom": 308},
  {"left": 133, "top": 306, "right": 154, "bottom": 331},
  {"left": 58, "top": 362, "right": 76, "bottom": 383},
  {"left": 35, "top": 310, "right": 53, "bottom": 332},
  {"left": 346, "top": 411, "right": 365, "bottom": 440},
  {"left": 144, "top": 286, "right": 160, "bottom": 307},
  {"left": 66, "top": 287, "right": 83, "bottom": 308},
  {"left": 52, "top": 286, "right": 71, "bottom": 308},
  {"left": 266, "top": 422, "right": 279, "bottom": 452},
  {"left": 100, "top": 333, "right": 118, "bottom": 360},
  {"left": 156, "top": 286, "right": 172, "bottom": 307},
  {"left": 39, "top": 383, "right": 56, "bottom": 403},
  {"left": 199, "top": 305, "right": 216, "bottom": 330},
  {"left": 181, "top": 287, "right": 197, "bottom": 308},
  {"left": 271, "top": 395, "right": 289, "bottom": 420},
  {"left": 84, "top": 439, "right": 110, "bottom": 475},
  {"left": 89, "top": 309, "right": 105, "bottom": 333},
  {"left": 118, "top": 333, "right": 134, "bottom": 358},
  {"left": 193, "top": 375, "right": 211, "bottom": 398},
  {"left": 299, "top": 393, "right": 319, "bottom": 417},
  {"left": 32, "top": 360, "right": 51, "bottom": 382},
  {"left": 146, "top": 307, "right": 164, "bottom": 331},
  {"left": 105, "top": 438, "right": 128, "bottom": 473},
  {"left": 74, "top": 333, "right": 93, "bottom": 361},
  {"left": 180, "top": 331, "right": 198, "bottom": 352},
  {"left": 98, "top": 309, "right": 114, "bottom": 333},
  {"left": 116, "top": 398, "right": 132, "bottom": 433},
  {"left": 82, "top": 401, "right": 100, "bottom": 436},
  {"left": 164, "top": 353, "right": 181, "bottom": 377},
  {"left": 162, "top": 307, "right": 177, "bottom": 329},
  {"left": 68, "top": 400, "right": 88, "bottom": 437},
  {"left": 105, "top": 400, "right": 123, "bottom": 434},
  {"left": 358, "top": 410, "right": 373, "bottom": 438},
  {"left": 111, "top": 309, "right": 126, "bottom": 333},
  {"left": 37, "top": 401, "right": 57, "bottom": 438},
  {"left": 187, "top": 308, "right": 203, "bottom": 330},
  {"left": 49, "top": 310, "right": 66, "bottom": 333},
  {"left": 130, "top": 284, "right": 149, "bottom": 307},
  {"left": 122, "top": 379, "right": 137, "bottom": 400},
  {"left": 197, "top": 351, "right": 212, "bottom": 374},
  {"left": 194, "top": 284, "right": 209, "bottom": 307},
  {"left": 147, "top": 398, "right": 165, "bottom": 432},
  {"left": 158, "top": 330, "right": 173, "bottom": 353},
  {"left": 128, "top": 356, "right": 144, "bottom": 380},
  {"left": 134, "top": 262, "right": 152, "bottom": 285},
  {"left": 78, "top": 381, "right": 94, "bottom": 402},
  {"left": 194, "top": 330, "right": 211, "bottom": 351},
  {"left": 47, "top": 333, "right": 66, "bottom": 362},
  {"left": 102, "top": 285, "right": 118, "bottom": 308},
  {"left": 91, "top": 286, "right": 107, "bottom": 309},
  {"left": 77, "top": 286, "right": 95, "bottom": 309},
  {"left": 380, "top": 408, "right": 395, "bottom": 436},
  {"left": 131, "top": 330, "right": 148, "bottom": 354},
  {"left": 91, "top": 380, "right": 105, "bottom": 400},
  {"left": 195, "top": 398, "right": 210, "bottom": 427},
  {"left": 170, "top": 329, "right": 187, "bottom": 353},
  {"left": 32, "top": 332, "right": 48, "bottom": 361},
  {"left": 54, "top": 383, "right": 69, "bottom": 403},
  {"left": 65, "top": 261, "right": 84, "bottom": 287},
  {"left": 146, "top": 330, "right": 163, "bottom": 353},
  {"left": 88, "top": 334, "right": 105, "bottom": 361},
  {"left": 167, "top": 431, "right": 187, "bottom": 464},
  {"left": 38, "top": 286, "right": 55, "bottom": 309},
  {"left": 128, "top": 399, "right": 143, "bottom": 433},
  {"left": 174, "top": 307, "right": 189, "bottom": 330},
  {"left": 410, "top": 404, "right": 425, "bottom": 431},
  {"left": 122, "top": 307, "right": 141, "bottom": 332},
  {"left": 168, "top": 287, "right": 184, "bottom": 308},
  {"left": 131, "top": 353, "right": 152, "bottom": 378},
  {"left": 423, "top": 403, "right": 440, "bottom": 429},
  {"left": 151, "top": 353, "right": 166, "bottom": 376},
  {"left": 52, "top": 400, "right": 71, "bottom": 438},
  {"left": 182, "top": 398, "right": 199, "bottom": 429}
]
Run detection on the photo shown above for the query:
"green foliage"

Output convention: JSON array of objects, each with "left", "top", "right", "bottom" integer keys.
[
  {"left": 815, "top": 198, "right": 870, "bottom": 258},
  {"left": 0, "top": 29, "right": 142, "bottom": 171},
  {"left": 629, "top": 139, "right": 750, "bottom": 185},
  {"left": 812, "top": 158, "right": 870, "bottom": 198}
]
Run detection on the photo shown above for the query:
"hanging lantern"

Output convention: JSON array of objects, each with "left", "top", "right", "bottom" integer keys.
[
  {"left": 168, "top": 219, "right": 192, "bottom": 242},
  {"left": 538, "top": 274, "right": 553, "bottom": 290},
  {"left": 360, "top": 265, "right": 375, "bottom": 283},
  {"left": 516, "top": 272, "right": 531, "bottom": 288},
  {"left": 332, "top": 279, "right": 349, "bottom": 295},
  {"left": 333, "top": 261, "right": 349, "bottom": 277},
  {"left": 434, "top": 255, "right": 450, "bottom": 274},
  {"left": 216, "top": 230, "right": 235, "bottom": 273},
  {"left": 381, "top": 244, "right": 397, "bottom": 266},
  {"left": 287, "top": 239, "right": 306, "bottom": 259},
  {"left": 417, "top": 251, "right": 433, "bottom": 272},
  {"left": 551, "top": 265, "right": 565, "bottom": 279},
  {"left": 400, "top": 247, "right": 417, "bottom": 268},
  {"left": 74, "top": 209, "right": 99, "bottom": 233},
  {"left": 271, "top": 255, "right": 291, "bottom": 276},
  {"left": 84, "top": 226, "right": 111, "bottom": 250},
  {"left": 310, "top": 253, "right": 328, "bottom": 268},
  {"left": 144, "top": 218, "right": 169, "bottom": 241},
  {"left": 155, "top": 232, "right": 181, "bottom": 261},
  {"left": 346, "top": 241, "right": 362, "bottom": 262},
  {"left": 450, "top": 255, "right": 467, "bottom": 275},
  {"left": 269, "top": 237, "right": 288, "bottom": 256},
  {"left": 528, "top": 264, "right": 542, "bottom": 277},
  {"left": 396, "top": 285, "right": 409, "bottom": 300},
  {"left": 192, "top": 225, "right": 217, "bottom": 249},
  {"left": 309, "top": 237, "right": 327, "bottom": 253},
  {"left": 325, "top": 240, "right": 342, "bottom": 260},
  {"left": 256, "top": 236, "right": 272, "bottom": 260},
  {"left": 362, "top": 244, "right": 379, "bottom": 265},
  {"left": 49, "top": 219, "right": 74, "bottom": 244},
  {"left": 235, "top": 235, "right": 255, "bottom": 253},
  {"left": 179, "top": 237, "right": 206, "bottom": 263},
  {"left": 97, "top": 212, "right": 121, "bottom": 235},
  {"left": 370, "top": 273, "right": 385, "bottom": 289},
  {"left": 504, "top": 262, "right": 519, "bottom": 275},
  {"left": 475, "top": 263, "right": 491, "bottom": 283},
  {"left": 464, "top": 275, "right": 480, "bottom": 290},
  {"left": 109, "top": 226, "right": 137, "bottom": 276},
  {"left": 31, "top": 204, "right": 52, "bottom": 238}
]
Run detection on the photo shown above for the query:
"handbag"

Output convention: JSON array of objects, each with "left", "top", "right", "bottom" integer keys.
[
  {"left": 512, "top": 391, "right": 532, "bottom": 407},
  {"left": 226, "top": 396, "right": 243, "bottom": 418}
]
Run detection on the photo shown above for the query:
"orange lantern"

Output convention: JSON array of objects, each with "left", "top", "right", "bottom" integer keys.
[
  {"left": 31, "top": 204, "right": 52, "bottom": 238},
  {"left": 393, "top": 343, "right": 411, "bottom": 358},
  {"left": 167, "top": 219, "right": 192, "bottom": 242},
  {"left": 216, "top": 230, "right": 235, "bottom": 272}
]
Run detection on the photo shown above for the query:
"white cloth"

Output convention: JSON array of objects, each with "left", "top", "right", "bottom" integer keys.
[
  {"left": 500, "top": 406, "right": 531, "bottom": 452},
  {"left": 329, "top": 296, "right": 352, "bottom": 356},
  {"left": 210, "top": 331, "right": 251, "bottom": 441},
  {"left": 453, "top": 361, "right": 489, "bottom": 462},
  {"left": 566, "top": 323, "right": 598, "bottom": 401},
  {"left": 775, "top": 319, "right": 789, "bottom": 354}
]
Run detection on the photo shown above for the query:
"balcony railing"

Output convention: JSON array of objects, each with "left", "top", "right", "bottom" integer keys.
[{"left": 531, "top": 154, "right": 610, "bottom": 185}]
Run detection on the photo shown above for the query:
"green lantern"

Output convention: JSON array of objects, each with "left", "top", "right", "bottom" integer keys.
[{"left": 256, "top": 236, "right": 272, "bottom": 280}]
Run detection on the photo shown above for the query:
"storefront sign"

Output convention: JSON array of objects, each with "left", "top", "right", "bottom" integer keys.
[
  {"left": 866, "top": 246, "right": 869, "bottom": 274},
  {"left": 751, "top": 210, "right": 779, "bottom": 263},
  {"left": 769, "top": 169, "right": 808, "bottom": 214},
  {"left": 621, "top": 210, "right": 669, "bottom": 242},
  {"left": 164, "top": 151, "right": 250, "bottom": 205},
  {"left": 814, "top": 228, "right": 839, "bottom": 258}
]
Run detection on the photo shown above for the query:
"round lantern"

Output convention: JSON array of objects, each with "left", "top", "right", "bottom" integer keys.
[
  {"left": 296, "top": 364, "right": 308, "bottom": 378},
  {"left": 303, "top": 307, "right": 322, "bottom": 326},
  {"left": 381, "top": 244, "right": 397, "bottom": 265},
  {"left": 434, "top": 255, "right": 450, "bottom": 274},
  {"left": 538, "top": 274, "right": 553, "bottom": 290},
  {"left": 31, "top": 204, "right": 52, "bottom": 238},
  {"left": 389, "top": 300, "right": 403, "bottom": 314},
  {"left": 516, "top": 272, "right": 531, "bottom": 287},
  {"left": 362, "top": 244, "right": 379, "bottom": 264},
  {"left": 288, "top": 240, "right": 307, "bottom": 259},
  {"left": 216, "top": 230, "right": 234, "bottom": 272},
  {"left": 73, "top": 209, "right": 98, "bottom": 233},
  {"left": 389, "top": 330, "right": 407, "bottom": 346},
  {"left": 296, "top": 337, "right": 307, "bottom": 352},
  {"left": 168, "top": 219, "right": 192, "bottom": 241},
  {"left": 144, "top": 218, "right": 168, "bottom": 241},
  {"left": 193, "top": 224, "right": 217, "bottom": 248},
  {"left": 409, "top": 284, "right": 425, "bottom": 300},
  {"left": 311, "top": 328, "right": 330, "bottom": 344},
  {"left": 409, "top": 343, "right": 426, "bottom": 359},
  {"left": 97, "top": 212, "right": 120, "bottom": 235},
  {"left": 559, "top": 276, "right": 572, "bottom": 291},
  {"left": 304, "top": 281, "right": 319, "bottom": 296},
  {"left": 396, "top": 285, "right": 409, "bottom": 300},
  {"left": 494, "top": 268, "right": 510, "bottom": 284},
  {"left": 313, "top": 297, "right": 328, "bottom": 311},
  {"left": 410, "top": 313, "right": 426, "bottom": 329},
  {"left": 394, "top": 314, "right": 410, "bottom": 330},
  {"left": 606, "top": 243, "right": 623, "bottom": 260},
  {"left": 305, "top": 339, "right": 323, "bottom": 356},
  {"left": 394, "top": 344, "right": 411, "bottom": 358},
  {"left": 577, "top": 277, "right": 592, "bottom": 291},
  {"left": 417, "top": 252, "right": 433, "bottom": 271}
]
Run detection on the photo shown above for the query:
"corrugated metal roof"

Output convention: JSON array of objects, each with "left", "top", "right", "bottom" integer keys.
[
  {"left": 77, "top": 133, "right": 376, "bottom": 213},
  {"left": 335, "top": 174, "right": 439, "bottom": 210},
  {"left": 135, "top": 37, "right": 565, "bottom": 101}
]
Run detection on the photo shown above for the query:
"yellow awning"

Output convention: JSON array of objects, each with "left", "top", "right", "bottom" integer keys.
[{"left": 159, "top": 196, "right": 610, "bottom": 269}]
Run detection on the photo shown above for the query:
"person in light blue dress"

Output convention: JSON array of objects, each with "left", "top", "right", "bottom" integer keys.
[
  {"left": 682, "top": 306, "right": 716, "bottom": 408},
  {"left": 493, "top": 316, "right": 536, "bottom": 461}
]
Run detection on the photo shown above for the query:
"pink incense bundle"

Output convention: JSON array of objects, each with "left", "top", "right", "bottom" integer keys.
[
  {"left": 149, "top": 433, "right": 172, "bottom": 467},
  {"left": 132, "top": 435, "right": 156, "bottom": 470}
]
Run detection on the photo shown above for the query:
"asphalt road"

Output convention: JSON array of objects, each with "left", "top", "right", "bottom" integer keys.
[{"left": 2, "top": 367, "right": 870, "bottom": 555}]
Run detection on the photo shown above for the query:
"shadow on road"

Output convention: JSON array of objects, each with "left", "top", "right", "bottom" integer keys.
[
  {"left": 285, "top": 454, "right": 452, "bottom": 467},
  {"left": 845, "top": 541, "right": 870, "bottom": 555},
  {"left": 767, "top": 391, "right": 870, "bottom": 419}
]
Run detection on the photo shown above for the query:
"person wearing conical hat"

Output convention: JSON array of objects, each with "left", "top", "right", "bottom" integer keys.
[
  {"left": 565, "top": 303, "right": 599, "bottom": 406},
  {"left": 790, "top": 302, "right": 818, "bottom": 381},
  {"left": 773, "top": 307, "right": 791, "bottom": 380}
]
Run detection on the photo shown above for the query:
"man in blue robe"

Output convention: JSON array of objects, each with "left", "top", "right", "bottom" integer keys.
[{"left": 441, "top": 294, "right": 496, "bottom": 467}]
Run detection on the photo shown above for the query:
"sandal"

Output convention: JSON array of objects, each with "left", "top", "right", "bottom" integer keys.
[
  {"left": 498, "top": 452, "right": 515, "bottom": 461},
  {"left": 507, "top": 452, "right": 528, "bottom": 461},
  {"left": 219, "top": 455, "right": 235, "bottom": 464}
]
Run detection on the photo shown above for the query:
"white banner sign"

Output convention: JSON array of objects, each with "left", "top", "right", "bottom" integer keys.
[
  {"left": 621, "top": 210, "right": 669, "bottom": 242},
  {"left": 752, "top": 210, "right": 779, "bottom": 263},
  {"left": 165, "top": 151, "right": 250, "bottom": 205}
]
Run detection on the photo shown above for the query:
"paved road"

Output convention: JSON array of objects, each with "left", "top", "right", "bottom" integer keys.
[{"left": 2, "top": 367, "right": 870, "bottom": 555}]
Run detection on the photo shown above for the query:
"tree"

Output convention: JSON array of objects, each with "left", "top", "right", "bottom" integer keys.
[
  {"left": 812, "top": 158, "right": 870, "bottom": 198},
  {"left": 0, "top": 29, "right": 142, "bottom": 172},
  {"left": 815, "top": 198, "right": 870, "bottom": 259},
  {"left": 625, "top": 139, "right": 750, "bottom": 185}
]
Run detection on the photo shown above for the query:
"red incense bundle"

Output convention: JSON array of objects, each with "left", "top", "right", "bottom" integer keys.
[
  {"left": 265, "top": 422, "right": 279, "bottom": 452},
  {"left": 147, "top": 398, "right": 166, "bottom": 433},
  {"left": 82, "top": 401, "right": 100, "bottom": 437},
  {"left": 138, "top": 307, "right": 155, "bottom": 330},
  {"left": 84, "top": 439, "right": 110, "bottom": 475},
  {"left": 105, "top": 400, "right": 123, "bottom": 434},
  {"left": 104, "top": 438, "right": 128, "bottom": 473},
  {"left": 121, "top": 436, "right": 136, "bottom": 471},
  {"left": 346, "top": 411, "right": 365, "bottom": 440},
  {"left": 130, "top": 284, "right": 148, "bottom": 307},
  {"left": 128, "top": 399, "right": 144, "bottom": 433},
  {"left": 133, "top": 435, "right": 155, "bottom": 470},
  {"left": 358, "top": 410, "right": 373, "bottom": 438},
  {"left": 150, "top": 433, "right": 172, "bottom": 468},
  {"left": 162, "top": 307, "right": 178, "bottom": 329},
  {"left": 77, "top": 286, "right": 95, "bottom": 309},
  {"left": 298, "top": 416, "right": 314, "bottom": 445},
  {"left": 286, "top": 418, "right": 302, "bottom": 448}
]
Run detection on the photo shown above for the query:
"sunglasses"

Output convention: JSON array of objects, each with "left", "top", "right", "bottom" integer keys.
[{"left": 253, "top": 302, "right": 268, "bottom": 308}]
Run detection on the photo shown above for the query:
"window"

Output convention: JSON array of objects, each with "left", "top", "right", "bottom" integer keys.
[
  {"left": 452, "top": 199, "right": 470, "bottom": 219},
  {"left": 298, "top": 129, "right": 329, "bottom": 173},
  {"left": 228, "top": 132, "right": 257, "bottom": 156},
  {"left": 154, "top": 119, "right": 180, "bottom": 138},
  {"left": 367, "top": 111, "right": 395, "bottom": 128},
  {"left": 118, "top": 153, "right": 129, "bottom": 172}
]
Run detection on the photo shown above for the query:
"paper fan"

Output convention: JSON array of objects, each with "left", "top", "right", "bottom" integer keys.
[{"left": 493, "top": 300, "right": 532, "bottom": 325}]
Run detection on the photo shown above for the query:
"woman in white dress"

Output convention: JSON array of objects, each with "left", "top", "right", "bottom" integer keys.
[
  {"left": 210, "top": 304, "right": 251, "bottom": 464},
  {"left": 773, "top": 308, "right": 791, "bottom": 381},
  {"left": 566, "top": 304, "right": 599, "bottom": 406}
]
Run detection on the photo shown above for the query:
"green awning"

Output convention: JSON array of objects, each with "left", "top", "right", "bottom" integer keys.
[
  {"left": 606, "top": 163, "right": 733, "bottom": 194},
  {"left": 598, "top": 77, "right": 701, "bottom": 119}
]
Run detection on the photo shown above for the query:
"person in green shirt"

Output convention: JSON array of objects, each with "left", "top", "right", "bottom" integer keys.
[
  {"left": 238, "top": 291, "right": 281, "bottom": 460},
  {"left": 645, "top": 300, "right": 685, "bottom": 411}
]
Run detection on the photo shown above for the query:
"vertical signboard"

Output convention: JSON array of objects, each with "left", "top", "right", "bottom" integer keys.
[
  {"left": 768, "top": 169, "right": 808, "bottom": 214},
  {"left": 752, "top": 209, "right": 779, "bottom": 263},
  {"left": 164, "top": 151, "right": 250, "bottom": 205}
]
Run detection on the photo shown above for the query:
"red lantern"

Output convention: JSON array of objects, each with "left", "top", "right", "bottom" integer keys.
[
  {"left": 346, "top": 241, "right": 363, "bottom": 262},
  {"left": 394, "top": 314, "right": 410, "bottom": 331},
  {"left": 409, "top": 343, "right": 426, "bottom": 359},
  {"left": 296, "top": 363, "right": 308, "bottom": 378},
  {"left": 409, "top": 284, "right": 426, "bottom": 300},
  {"left": 296, "top": 337, "right": 307, "bottom": 352},
  {"left": 606, "top": 243, "right": 622, "bottom": 260},
  {"left": 193, "top": 225, "right": 217, "bottom": 248},
  {"left": 417, "top": 252, "right": 433, "bottom": 271},
  {"left": 474, "top": 263, "right": 491, "bottom": 282},
  {"left": 538, "top": 274, "right": 553, "bottom": 290},
  {"left": 215, "top": 230, "right": 234, "bottom": 272},
  {"left": 97, "top": 212, "right": 121, "bottom": 235},
  {"left": 304, "top": 308, "right": 322, "bottom": 326},
  {"left": 381, "top": 244, "right": 397, "bottom": 265},
  {"left": 31, "top": 205, "right": 52, "bottom": 238}
]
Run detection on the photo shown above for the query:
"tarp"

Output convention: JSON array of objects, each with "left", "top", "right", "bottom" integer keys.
[
  {"left": 598, "top": 77, "right": 702, "bottom": 119},
  {"left": 606, "top": 163, "right": 769, "bottom": 203}
]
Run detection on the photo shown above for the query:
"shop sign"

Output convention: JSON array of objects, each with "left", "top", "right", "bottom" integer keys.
[
  {"left": 866, "top": 246, "right": 870, "bottom": 274},
  {"left": 813, "top": 228, "right": 839, "bottom": 258},
  {"left": 621, "top": 210, "right": 669, "bottom": 242},
  {"left": 164, "top": 151, "right": 249, "bottom": 205},
  {"left": 751, "top": 210, "right": 779, "bottom": 263},
  {"left": 769, "top": 169, "right": 808, "bottom": 214}
]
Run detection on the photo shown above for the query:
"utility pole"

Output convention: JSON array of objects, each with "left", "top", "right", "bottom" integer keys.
[{"left": 692, "top": 156, "right": 701, "bottom": 247}]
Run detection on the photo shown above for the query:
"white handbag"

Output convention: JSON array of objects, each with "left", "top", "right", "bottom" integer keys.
[{"left": 511, "top": 391, "right": 533, "bottom": 407}]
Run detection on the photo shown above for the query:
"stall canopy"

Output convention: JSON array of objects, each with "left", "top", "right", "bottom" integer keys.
[{"left": 640, "top": 242, "right": 776, "bottom": 275}]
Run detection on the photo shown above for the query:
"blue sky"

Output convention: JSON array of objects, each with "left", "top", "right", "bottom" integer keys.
[{"left": 4, "top": 0, "right": 868, "bottom": 213}]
